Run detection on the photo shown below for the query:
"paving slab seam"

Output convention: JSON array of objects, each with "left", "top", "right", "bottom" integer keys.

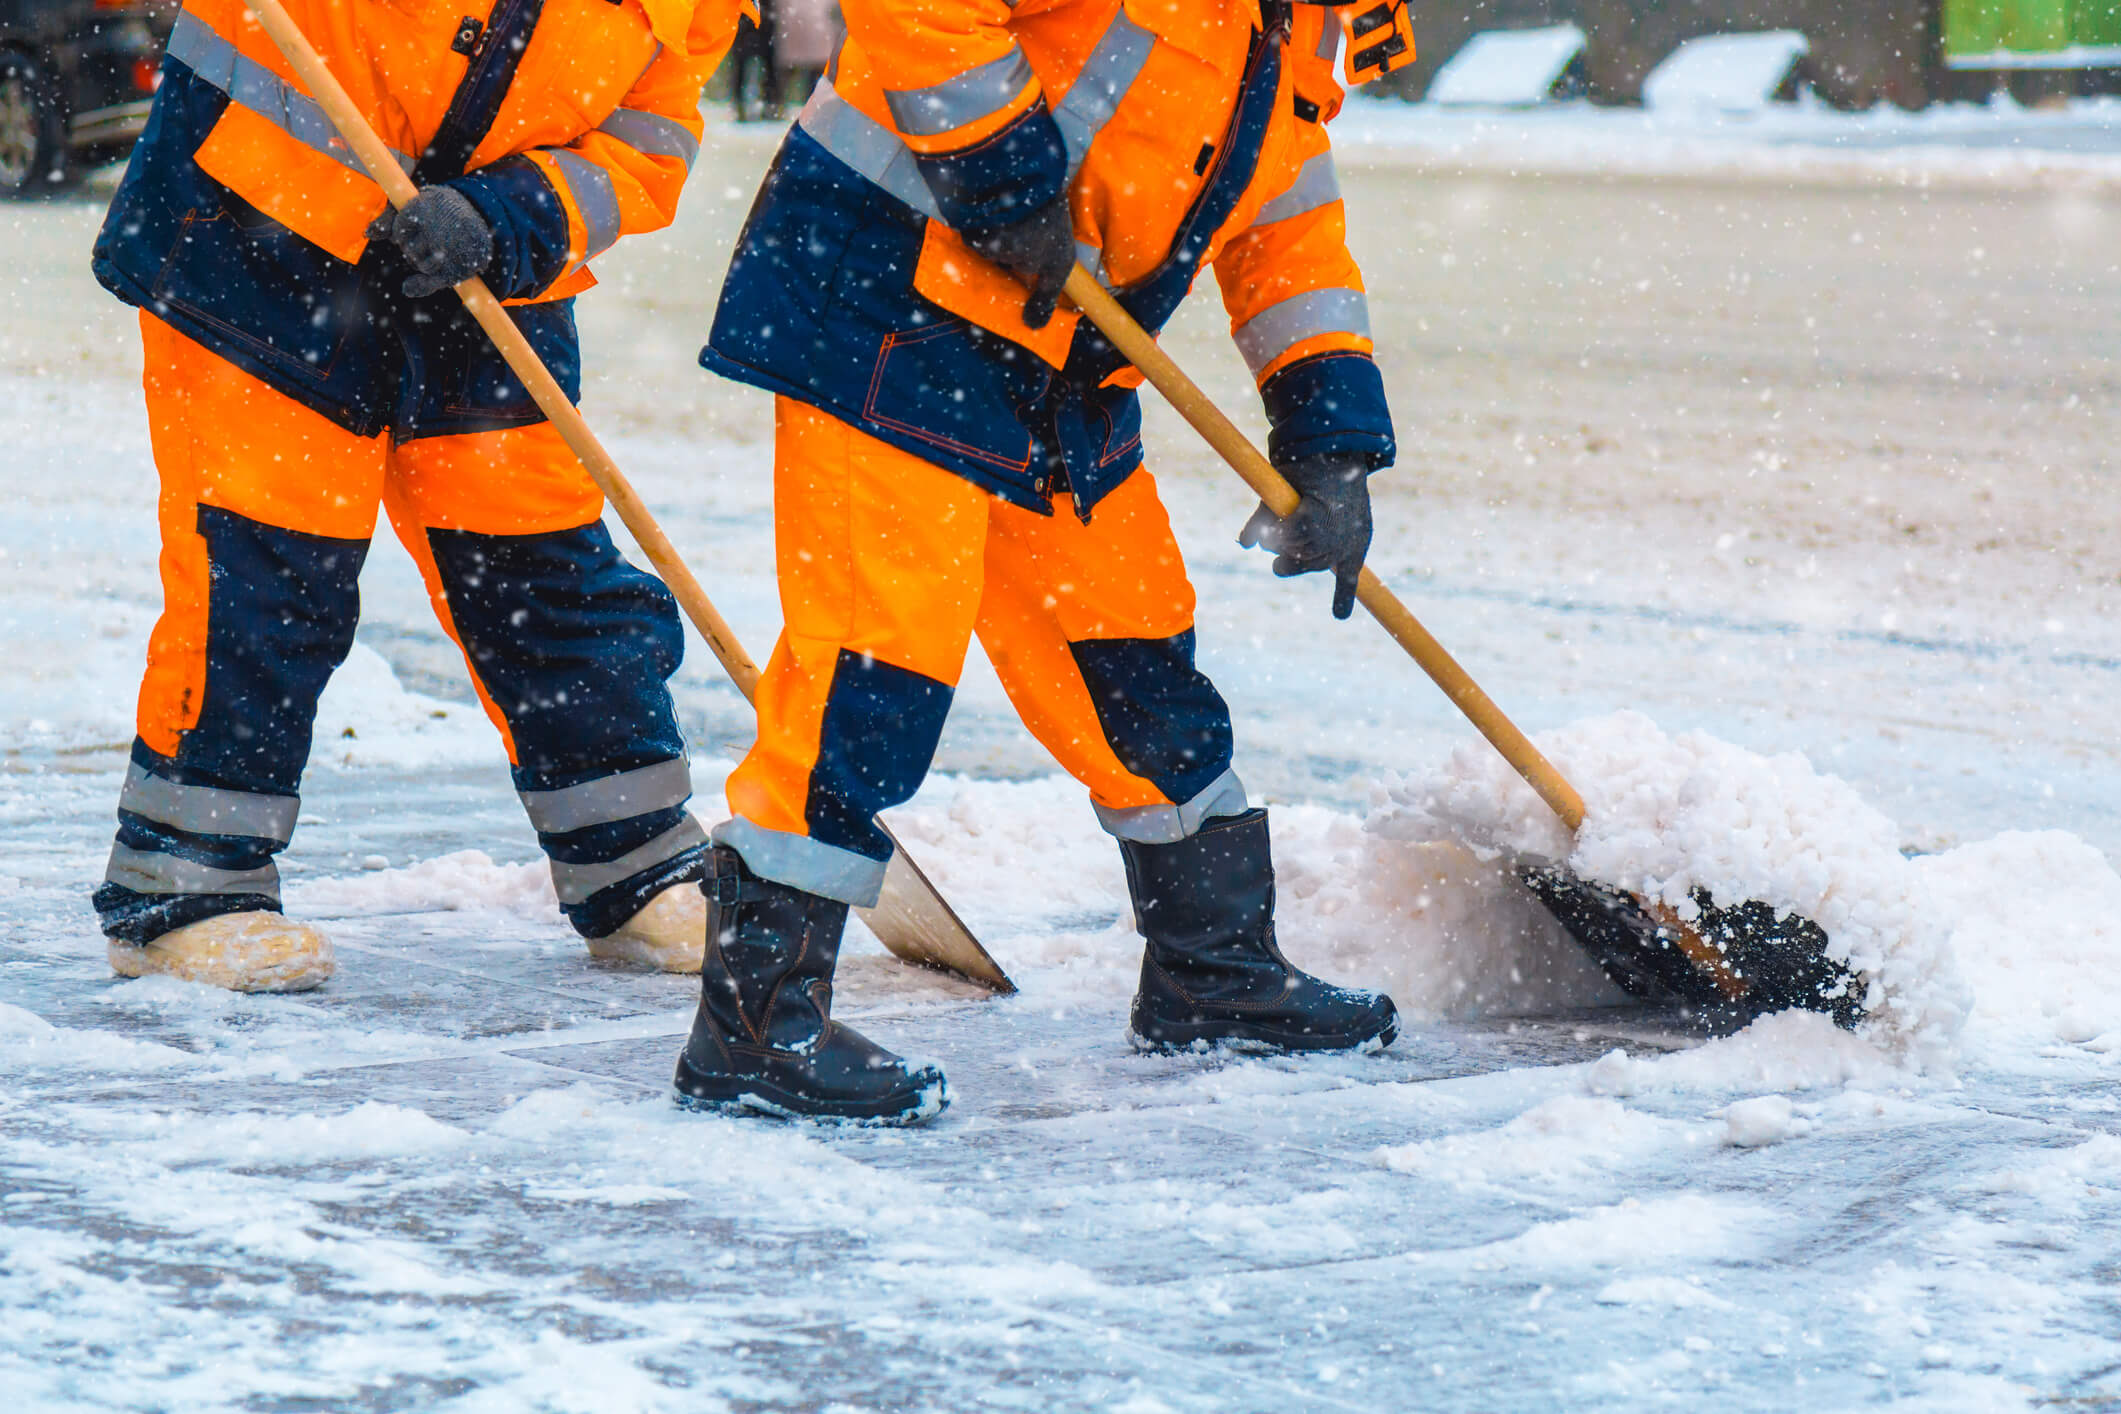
[{"left": 326, "top": 934, "right": 696, "bottom": 1011}]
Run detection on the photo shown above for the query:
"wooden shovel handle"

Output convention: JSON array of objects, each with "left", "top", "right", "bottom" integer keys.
[
  {"left": 237, "top": 0, "right": 763, "bottom": 700},
  {"left": 1063, "top": 267, "right": 1589, "bottom": 833}
]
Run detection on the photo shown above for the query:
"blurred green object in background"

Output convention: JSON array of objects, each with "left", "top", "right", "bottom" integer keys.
[{"left": 1944, "top": 0, "right": 2121, "bottom": 68}]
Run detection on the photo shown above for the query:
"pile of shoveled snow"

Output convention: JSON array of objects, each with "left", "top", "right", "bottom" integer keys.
[
  {"left": 309, "top": 643, "right": 496, "bottom": 770},
  {"left": 1913, "top": 831, "right": 2121, "bottom": 1055},
  {"left": 875, "top": 773, "right": 1622, "bottom": 1017},
  {"left": 1267, "top": 805, "right": 1623, "bottom": 1021},
  {"left": 288, "top": 848, "right": 558, "bottom": 918},
  {"left": 1373, "top": 711, "right": 1970, "bottom": 1064}
]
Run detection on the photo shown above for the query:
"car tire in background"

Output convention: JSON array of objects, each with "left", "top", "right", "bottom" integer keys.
[{"left": 0, "top": 49, "right": 70, "bottom": 199}]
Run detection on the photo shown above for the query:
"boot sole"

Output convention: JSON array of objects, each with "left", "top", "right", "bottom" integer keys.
[
  {"left": 670, "top": 1053, "right": 951, "bottom": 1128},
  {"left": 107, "top": 936, "right": 333, "bottom": 994},
  {"left": 1127, "top": 1009, "right": 1400, "bottom": 1057}
]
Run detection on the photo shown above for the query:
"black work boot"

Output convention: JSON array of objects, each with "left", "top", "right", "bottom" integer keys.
[
  {"left": 1122, "top": 809, "right": 1399, "bottom": 1054},
  {"left": 673, "top": 847, "right": 950, "bottom": 1126}
]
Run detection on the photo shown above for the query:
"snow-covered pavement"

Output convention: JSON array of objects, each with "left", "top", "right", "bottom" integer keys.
[{"left": 5, "top": 108, "right": 2121, "bottom": 1410}]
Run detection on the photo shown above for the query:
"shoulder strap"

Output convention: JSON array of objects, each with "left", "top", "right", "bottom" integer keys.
[{"left": 412, "top": 0, "right": 551, "bottom": 186}]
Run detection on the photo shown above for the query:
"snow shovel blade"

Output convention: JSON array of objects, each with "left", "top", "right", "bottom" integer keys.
[
  {"left": 1518, "top": 863, "right": 1864, "bottom": 1031},
  {"left": 858, "top": 825, "right": 1017, "bottom": 994}
]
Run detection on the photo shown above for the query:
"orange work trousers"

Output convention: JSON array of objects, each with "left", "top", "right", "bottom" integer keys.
[{"left": 716, "top": 398, "right": 1245, "bottom": 906}]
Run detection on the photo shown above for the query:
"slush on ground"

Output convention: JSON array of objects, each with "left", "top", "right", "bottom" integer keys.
[{"left": 4, "top": 100, "right": 2121, "bottom": 1411}]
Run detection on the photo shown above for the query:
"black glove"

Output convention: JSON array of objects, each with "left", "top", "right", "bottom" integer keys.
[
  {"left": 963, "top": 194, "right": 1075, "bottom": 329},
  {"left": 366, "top": 185, "right": 494, "bottom": 299},
  {"left": 1238, "top": 453, "right": 1374, "bottom": 620}
]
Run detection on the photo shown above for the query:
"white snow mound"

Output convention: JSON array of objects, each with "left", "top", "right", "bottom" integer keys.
[
  {"left": 310, "top": 642, "right": 494, "bottom": 770},
  {"left": 288, "top": 848, "right": 559, "bottom": 918},
  {"left": 1372, "top": 711, "right": 1969, "bottom": 1062},
  {"left": 1913, "top": 831, "right": 2121, "bottom": 1052}
]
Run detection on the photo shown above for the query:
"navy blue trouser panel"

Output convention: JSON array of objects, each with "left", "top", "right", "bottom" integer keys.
[
  {"left": 423, "top": 522, "right": 686, "bottom": 783},
  {"left": 1068, "top": 630, "right": 1236, "bottom": 809},
  {"left": 178, "top": 505, "right": 370, "bottom": 791},
  {"left": 802, "top": 650, "right": 957, "bottom": 864}
]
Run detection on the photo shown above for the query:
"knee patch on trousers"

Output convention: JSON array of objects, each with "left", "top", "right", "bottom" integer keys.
[
  {"left": 805, "top": 650, "right": 955, "bottom": 862},
  {"left": 424, "top": 522, "right": 686, "bottom": 780},
  {"left": 1068, "top": 630, "right": 1235, "bottom": 808},
  {"left": 157, "top": 505, "right": 369, "bottom": 783}
]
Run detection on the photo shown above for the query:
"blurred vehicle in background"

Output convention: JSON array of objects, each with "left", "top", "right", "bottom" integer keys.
[{"left": 0, "top": 0, "right": 173, "bottom": 198}]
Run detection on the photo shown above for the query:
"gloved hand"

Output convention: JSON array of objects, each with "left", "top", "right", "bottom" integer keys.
[
  {"left": 963, "top": 194, "right": 1075, "bottom": 329},
  {"left": 366, "top": 185, "right": 495, "bottom": 299},
  {"left": 1238, "top": 453, "right": 1374, "bottom": 620}
]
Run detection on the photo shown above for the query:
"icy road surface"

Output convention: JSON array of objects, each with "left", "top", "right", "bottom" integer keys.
[{"left": 4, "top": 107, "right": 2121, "bottom": 1410}]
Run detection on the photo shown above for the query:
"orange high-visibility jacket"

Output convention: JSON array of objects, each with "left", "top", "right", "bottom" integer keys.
[
  {"left": 95, "top": 0, "right": 745, "bottom": 434},
  {"left": 704, "top": 0, "right": 1401, "bottom": 515}
]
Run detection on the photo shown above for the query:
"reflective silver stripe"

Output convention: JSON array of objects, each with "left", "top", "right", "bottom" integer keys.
[
  {"left": 550, "top": 148, "right": 621, "bottom": 259},
  {"left": 1074, "top": 238, "right": 1108, "bottom": 288},
  {"left": 884, "top": 48, "right": 1036, "bottom": 138},
  {"left": 1052, "top": 8, "right": 1155, "bottom": 173},
  {"left": 550, "top": 817, "right": 708, "bottom": 906},
  {"left": 796, "top": 78, "right": 940, "bottom": 219},
  {"left": 594, "top": 107, "right": 699, "bottom": 168},
  {"left": 105, "top": 844, "right": 281, "bottom": 899},
  {"left": 1231, "top": 287, "right": 1372, "bottom": 376},
  {"left": 119, "top": 763, "right": 298, "bottom": 844},
  {"left": 1093, "top": 769, "right": 1249, "bottom": 846},
  {"left": 801, "top": 10, "right": 1149, "bottom": 215},
  {"left": 1317, "top": 15, "right": 1342, "bottom": 63},
  {"left": 1254, "top": 152, "right": 1342, "bottom": 226},
  {"left": 166, "top": 12, "right": 413, "bottom": 179},
  {"left": 518, "top": 759, "right": 694, "bottom": 836},
  {"left": 711, "top": 818, "right": 888, "bottom": 910}
]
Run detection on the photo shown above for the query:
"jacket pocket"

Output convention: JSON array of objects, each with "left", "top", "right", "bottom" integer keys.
[
  {"left": 149, "top": 202, "right": 366, "bottom": 390},
  {"left": 862, "top": 319, "right": 1048, "bottom": 477}
]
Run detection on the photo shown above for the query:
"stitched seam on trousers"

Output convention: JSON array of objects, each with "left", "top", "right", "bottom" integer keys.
[
  {"left": 166, "top": 410, "right": 211, "bottom": 744},
  {"left": 402, "top": 515, "right": 521, "bottom": 763},
  {"left": 831, "top": 408, "right": 858, "bottom": 653}
]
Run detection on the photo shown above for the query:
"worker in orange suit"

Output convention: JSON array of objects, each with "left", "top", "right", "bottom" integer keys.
[
  {"left": 87, "top": 0, "right": 748, "bottom": 992},
  {"left": 678, "top": 0, "right": 1421, "bottom": 1124}
]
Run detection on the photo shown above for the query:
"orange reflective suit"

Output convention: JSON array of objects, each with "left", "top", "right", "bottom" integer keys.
[
  {"left": 701, "top": 0, "right": 1408, "bottom": 905},
  {"left": 89, "top": 0, "right": 745, "bottom": 945}
]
